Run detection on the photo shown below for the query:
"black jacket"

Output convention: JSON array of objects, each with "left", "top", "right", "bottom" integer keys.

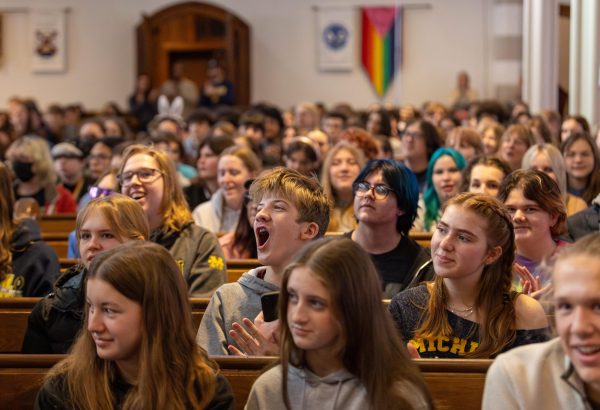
[
  {"left": 6, "top": 219, "right": 60, "bottom": 297},
  {"left": 21, "top": 264, "right": 86, "bottom": 354},
  {"left": 35, "top": 371, "right": 235, "bottom": 409}
]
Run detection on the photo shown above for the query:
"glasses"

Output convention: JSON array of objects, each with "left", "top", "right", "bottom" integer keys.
[
  {"left": 88, "top": 186, "right": 114, "bottom": 199},
  {"left": 118, "top": 168, "right": 163, "bottom": 186},
  {"left": 354, "top": 181, "right": 394, "bottom": 200}
]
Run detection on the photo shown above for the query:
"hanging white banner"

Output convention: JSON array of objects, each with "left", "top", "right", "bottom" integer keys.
[
  {"left": 31, "top": 9, "right": 67, "bottom": 73},
  {"left": 316, "top": 6, "right": 354, "bottom": 72}
]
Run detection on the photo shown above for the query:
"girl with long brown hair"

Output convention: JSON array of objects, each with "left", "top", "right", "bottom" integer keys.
[
  {"left": 390, "top": 193, "right": 549, "bottom": 358},
  {"left": 36, "top": 241, "right": 233, "bottom": 409},
  {"left": 192, "top": 145, "right": 261, "bottom": 234},
  {"left": 562, "top": 132, "right": 600, "bottom": 205},
  {"left": 246, "top": 238, "right": 433, "bottom": 410}
]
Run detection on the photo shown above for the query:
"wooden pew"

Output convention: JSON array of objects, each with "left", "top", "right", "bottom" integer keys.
[
  {"left": 409, "top": 230, "right": 433, "bottom": 248},
  {"left": 0, "top": 355, "right": 491, "bottom": 410},
  {"left": 39, "top": 214, "right": 76, "bottom": 235},
  {"left": 58, "top": 258, "right": 261, "bottom": 283},
  {"left": 0, "top": 298, "right": 210, "bottom": 354},
  {"left": 41, "top": 233, "right": 69, "bottom": 258},
  {"left": 0, "top": 298, "right": 38, "bottom": 354},
  {"left": 325, "top": 231, "right": 433, "bottom": 249},
  {"left": 226, "top": 259, "right": 261, "bottom": 283},
  {"left": 59, "top": 258, "right": 77, "bottom": 271},
  {"left": 1, "top": 291, "right": 376, "bottom": 354}
]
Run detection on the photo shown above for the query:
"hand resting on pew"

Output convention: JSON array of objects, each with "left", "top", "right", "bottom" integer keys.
[{"left": 228, "top": 312, "right": 280, "bottom": 356}]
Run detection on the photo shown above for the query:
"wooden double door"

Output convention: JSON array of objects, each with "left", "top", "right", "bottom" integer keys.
[{"left": 137, "top": 2, "right": 250, "bottom": 106}]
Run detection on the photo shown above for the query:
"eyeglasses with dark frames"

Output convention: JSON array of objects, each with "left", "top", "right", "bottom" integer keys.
[
  {"left": 117, "top": 168, "right": 163, "bottom": 186},
  {"left": 354, "top": 181, "right": 394, "bottom": 200}
]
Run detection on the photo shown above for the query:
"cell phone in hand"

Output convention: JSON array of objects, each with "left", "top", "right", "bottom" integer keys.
[{"left": 261, "top": 291, "right": 280, "bottom": 322}]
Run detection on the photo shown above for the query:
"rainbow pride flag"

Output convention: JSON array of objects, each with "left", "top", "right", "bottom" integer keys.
[{"left": 361, "top": 7, "right": 403, "bottom": 97}]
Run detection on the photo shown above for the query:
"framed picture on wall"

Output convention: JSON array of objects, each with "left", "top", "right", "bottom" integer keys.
[
  {"left": 31, "top": 9, "right": 67, "bottom": 73},
  {"left": 315, "top": 6, "right": 354, "bottom": 72}
]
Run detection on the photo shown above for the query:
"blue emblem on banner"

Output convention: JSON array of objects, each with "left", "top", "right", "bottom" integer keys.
[{"left": 323, "top": 24, "right": 348, "bottom": 50}]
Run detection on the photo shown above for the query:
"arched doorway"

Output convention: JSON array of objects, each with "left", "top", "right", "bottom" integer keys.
[{"left": 136, "top": 2, "right": 251, "bottom": 106}]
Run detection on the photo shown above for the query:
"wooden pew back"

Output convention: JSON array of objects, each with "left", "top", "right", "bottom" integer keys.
[
  {"left": 0, "top": 298, "right": 39, "bottom": 354},
  {"left": 409, "top": 231, "right": 433, "bottom": 248},
  {"left": 42, "top": 233, "right": 69, "bottom": 258},
  {"left": 0, "top": 298, "right": 210, "bottom": 354},
  {"left": 327, "top": 231, "right": 433, "bottom": 248},
  {"left": 225, "top": 259, "right": 261, "bottom": 283},
  {"left": 5, "top": 258, "right": 262, "bottom": 353},
  {"left": 0, "top": 355, "right": 490, "bottom": 410},
  {"left": 59, "top": 258, "right": 259, "bottom": 282},
  {"left": 39, "top": 214, "right": 76, "bottom": 235}
]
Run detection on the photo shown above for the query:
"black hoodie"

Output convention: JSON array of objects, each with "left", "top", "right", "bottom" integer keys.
[{"left": 5, "top": 218, "right": 60, "bottom": 297}]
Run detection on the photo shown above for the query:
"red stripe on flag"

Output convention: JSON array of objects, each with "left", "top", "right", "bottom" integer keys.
[{"left": 362, "top": 10, "right": 373, "bottom": 81}]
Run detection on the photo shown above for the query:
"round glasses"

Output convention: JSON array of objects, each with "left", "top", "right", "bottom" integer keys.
[
  {"left": 354, "top": 181, "right": 393, "bottom": 200},
  {"left": 118, "top": 168, "right": 163, "bottom": 186}
]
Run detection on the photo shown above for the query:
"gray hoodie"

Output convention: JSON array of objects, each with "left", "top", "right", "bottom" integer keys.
[
  {"left": 245, "top": 364, "right": 429, "bottom": 410},
  {"left": 196, "top": 267, "right": 279, "bottom": 355}
]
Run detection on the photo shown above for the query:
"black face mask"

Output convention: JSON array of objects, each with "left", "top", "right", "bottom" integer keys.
[{"left": 12, "top": 161, "right": 35, "bottom": 182}]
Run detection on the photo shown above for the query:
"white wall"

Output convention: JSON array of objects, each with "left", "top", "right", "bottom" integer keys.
[{"left": 0, "top": 0, "right": 490, "bottom": 111}]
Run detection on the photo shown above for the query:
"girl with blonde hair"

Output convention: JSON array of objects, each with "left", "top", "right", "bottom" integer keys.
[
  {"left": 36, "top": 241, "right": 233, "bottom": 409},
  {"left": 522, "top": 144, "right": 587, "bottom": 216},
  {"left": 118, "top": 144, "right": 226, "bottom": 296},
  {"left": 320, "top": 142, "right": 366, "bottom": 232},
  {"left": 6, "top": 135, "right": 76, "bottom": 214}
]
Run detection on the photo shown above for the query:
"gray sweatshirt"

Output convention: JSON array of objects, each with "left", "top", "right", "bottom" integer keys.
[
  {"left": 196, "top": 267, "right": 279, "bottom": 355},
  {"left": 245, "top": 364, "right": 429, "bottom": 410}
]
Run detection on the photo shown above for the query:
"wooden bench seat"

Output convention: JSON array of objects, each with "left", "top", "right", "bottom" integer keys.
[{"left": 0, "top": 355, "right": 491, "bottom": 410}]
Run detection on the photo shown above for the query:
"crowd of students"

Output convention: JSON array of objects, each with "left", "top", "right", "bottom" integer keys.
[{"left": 1, "top": 92, "right": 600, "bottom": 408}]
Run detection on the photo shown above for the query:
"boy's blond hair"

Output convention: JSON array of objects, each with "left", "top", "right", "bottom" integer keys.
[{"left": 249, "top": 167, "right": 331, "bottom": 237}]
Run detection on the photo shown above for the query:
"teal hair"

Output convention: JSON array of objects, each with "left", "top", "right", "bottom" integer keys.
[{"left": 423, "top": 148, "right": 466, "bottom": 230}]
